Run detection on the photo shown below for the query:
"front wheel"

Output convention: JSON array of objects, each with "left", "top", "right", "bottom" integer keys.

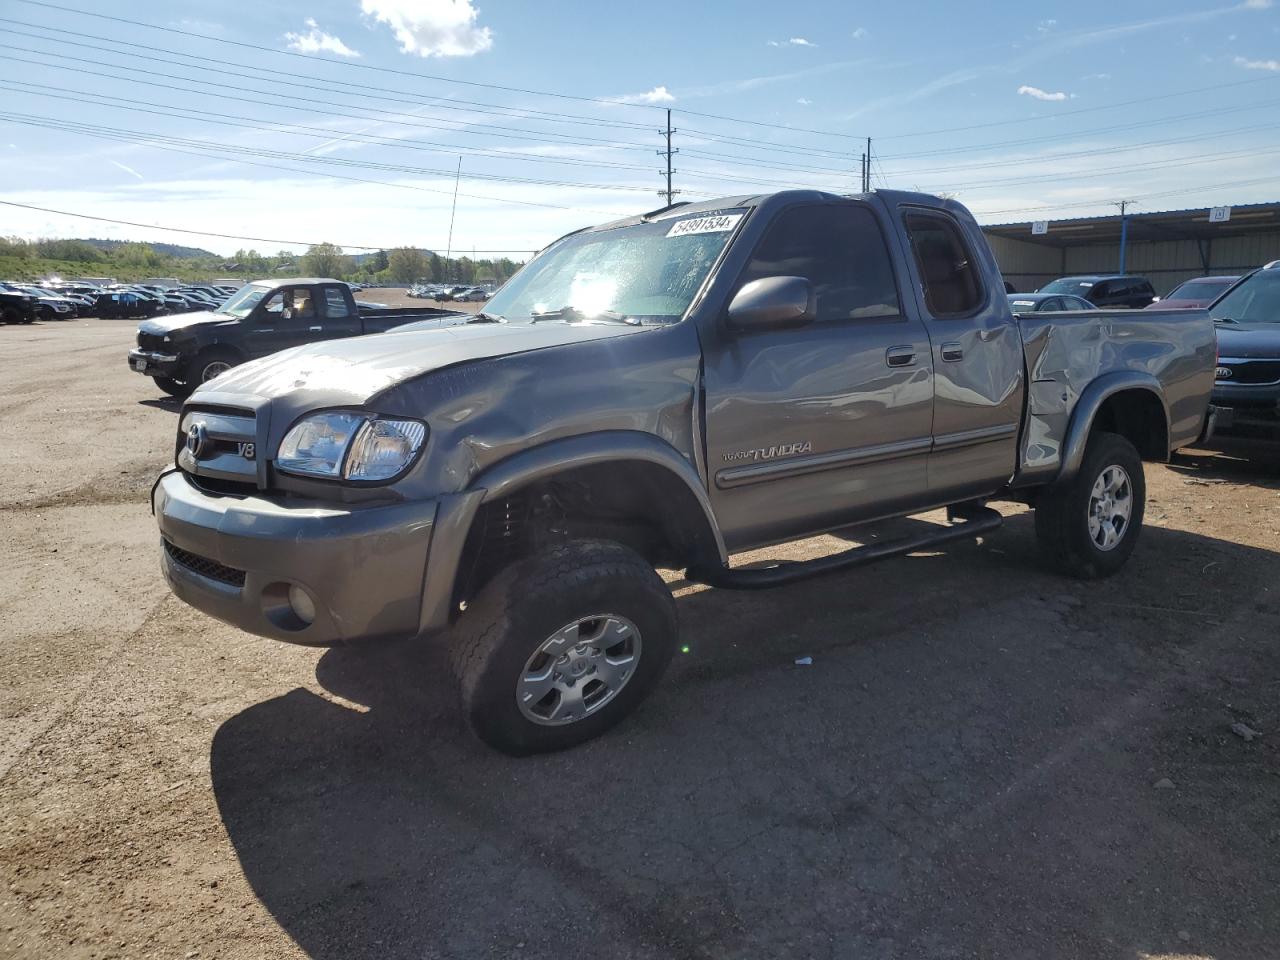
[
  {"left": 1035, "top": 431, "right": 1145, "bottom": 579},
  {"left": 186, "top": 350, "right": 238, "bottom": 387},
  {"left": 152, "top": 376, "right": 192, "bottom": 398},
  {"left": 451, "top": 539, "right": 678, "bottom": 755}
]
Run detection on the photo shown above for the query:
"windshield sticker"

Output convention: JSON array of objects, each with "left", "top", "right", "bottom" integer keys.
[{"left": 666, "top": 213, "right": 744, "bottom": 238}]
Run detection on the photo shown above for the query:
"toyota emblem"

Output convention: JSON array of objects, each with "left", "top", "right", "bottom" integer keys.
[{"left": 186, "top": 421, "right": 208, "bottom": 458}]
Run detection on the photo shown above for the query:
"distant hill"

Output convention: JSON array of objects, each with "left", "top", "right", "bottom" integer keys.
[{"left": 77, "top": 237, "right": 218, "bottom": 259}]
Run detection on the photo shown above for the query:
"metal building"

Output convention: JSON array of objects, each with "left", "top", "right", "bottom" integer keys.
[{"left": 982, "top": 202, "right": 1280, "bottom": 296}]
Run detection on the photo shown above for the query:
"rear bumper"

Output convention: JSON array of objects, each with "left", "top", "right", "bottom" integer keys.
[
  {"left": 153, "top": 470, "right": 439, "bottom": 646},
  {"left": 128, "top": 348, "right": 184, "bottom": 378}
]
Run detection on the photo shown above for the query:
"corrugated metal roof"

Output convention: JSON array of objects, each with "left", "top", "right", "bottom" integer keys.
[{"left": 982, "top": 201, "right": 1280, "bottom": 247}]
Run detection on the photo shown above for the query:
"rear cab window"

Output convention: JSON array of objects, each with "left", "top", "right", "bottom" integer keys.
[
  {"left": 903, "top": 212, "right": 985, "bottom": 317},
  {"left": 322, "top": 285, "right": 353, "bottom": 318}
]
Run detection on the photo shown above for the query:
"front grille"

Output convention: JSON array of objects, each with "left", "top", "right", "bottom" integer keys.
[
  {"left": 137, "top": 331, "right": 166, "bottom": 351},
  {"left": 163, "top": 539, "right": 246, "bottom": 587},
  {"left": 1219, "top": 359, "right": 1280, "bottom": 385},
  {"left": 179, "top": 405, "right": 260, "bottom": 489}
]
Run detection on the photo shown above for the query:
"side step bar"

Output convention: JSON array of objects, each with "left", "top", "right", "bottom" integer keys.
[{"left": 686, "top": 505, "right": 1003, "bottom": 590}]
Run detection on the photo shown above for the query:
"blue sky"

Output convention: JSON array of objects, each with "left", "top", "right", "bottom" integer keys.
[{"left": 2, "top": 0, "right": 1279, "bottom": 256}]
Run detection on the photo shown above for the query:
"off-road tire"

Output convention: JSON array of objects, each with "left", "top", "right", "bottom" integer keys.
[
  {"left": 153, "top": 376, "right": 192, "bottom": 398},
  {"left": 1035, "top": 430, "right": 1145, "bottom": 579},
  {"left": 451, "top": 539, "right": 678, "bottom": 755}
]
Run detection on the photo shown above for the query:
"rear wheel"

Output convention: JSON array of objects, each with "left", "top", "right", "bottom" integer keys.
[
  {"left": 1035, "top": 431, "right": 1145, "bottom": 579},
  {"left": 451, "top": 539, "right": 677, "bottom": 755}
]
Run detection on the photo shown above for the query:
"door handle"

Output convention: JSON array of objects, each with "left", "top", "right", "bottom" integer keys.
[
  {"left": 885, "top": 345, "right": 916, "bottom": 367},
  {"left": 309, "top": 325, "right": 322, "bottom": 332},
  {"left": 941, "top": 341, "right": 964, "bottom": 362}
]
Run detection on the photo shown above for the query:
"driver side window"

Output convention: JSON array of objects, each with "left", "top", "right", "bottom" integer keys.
[
  {"left": 739, "top": 204, "right": 902, "bottom": 323},
  {"left": 261, "top": 292, "right": 284, "bottom": 316}
]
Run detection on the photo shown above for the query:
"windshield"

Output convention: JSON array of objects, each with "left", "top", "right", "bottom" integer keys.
[
  {"left": 1209, "top": 269, "right": 1280, "bottom": 323},
  {"left": 1038, "top": 278, "right": 1095, "bottom": 295},
  {"left": 1166, "top": 279, "right": 1230, "bottom": 301},
  {"left": 483, "top": 209, "right": 747, "bottom": 324},
  {"left": 216, "top": 284, "right": 270, "bottom": 318}
]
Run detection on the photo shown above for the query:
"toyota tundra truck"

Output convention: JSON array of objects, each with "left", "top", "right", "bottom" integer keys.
[{"left": 151, "top": 190, "right": 1215, "bottom": 754}]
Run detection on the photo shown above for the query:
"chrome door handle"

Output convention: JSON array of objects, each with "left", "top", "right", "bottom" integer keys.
[
  {"left": 309, "top": 325, "right": 322, "bottom": 332},
  {"left": 941, "top": 341, "right": 964, "bottom": 362},
  {"left": 885, "top": 345, "right": 916, "bottom": 367}
]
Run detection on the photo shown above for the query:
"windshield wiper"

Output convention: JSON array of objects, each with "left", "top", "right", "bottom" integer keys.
[
  {"left": 1213, "top": 317, "right": 1239, "bottom": 324},
  {"left": 528, "top": 306, "right": 637, "bottom": 325},
  {"left": 468, "top": 311, "right": 506, "bottom": 323}
]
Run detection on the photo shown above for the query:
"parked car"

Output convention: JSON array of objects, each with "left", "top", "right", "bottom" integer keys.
[
  {"left": 95, "top": 291, "right": 161, "bottom": 320},
  {"left": 1206, "top": 261, "right": 1280, "bottom": 442},
  {"left": 0, "top": 289, "right": 38, "bottom": 324},
  {"left": 1008, "top": 293, "right": 1095, "bottom": 313},
  {"left": 453, "top": 287, "right": 490, "bottom": 302},
  {"left": 127, "top": 277, "right": 464, "bottom": 397},
  {"left": 1148, "top": 276, "right": 1239, "bottom": 309},
  {"left": 151, "top": 189, "right": 1214, "bottom": 755},
  {"left": 1038, "top": 275, "right": 1157, "bottom": 309},
  {"left": 5, "top": 284, "right": 78, "bottom": 320}
]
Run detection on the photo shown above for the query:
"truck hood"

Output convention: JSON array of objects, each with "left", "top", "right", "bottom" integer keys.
[
  {"left": 138, "top": 311, "right": 236, "bottom": 335},
  {"left": 195, "top": 320, "right": 650, "bottom": 407},
  {"left": 1215, "top": 322, "right": 1280, "bottom": 359}
]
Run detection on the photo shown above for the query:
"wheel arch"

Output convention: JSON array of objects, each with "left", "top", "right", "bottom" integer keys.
[
  {"left": 419, "top": 431, "right": 725, "bottom": 634},
  {"left": 1057, "top": 372, "right": 1169, "bottom": 484}
]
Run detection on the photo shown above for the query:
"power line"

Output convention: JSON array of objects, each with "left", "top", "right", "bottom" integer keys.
[
  {"left": 0, "top": 70, "right": 660, "bottom": 173},
  {"left": 9, "top": 0, "right": 869, "bottom": 142},
  {"left": 0, "top": 199, "right": 538, "bottom": 252},
  {"left": 0, "top": 114, "right": 647, "bottom": 215},
  {"left": 968, "top": 174, "right": 1280, "bottom": 220}
]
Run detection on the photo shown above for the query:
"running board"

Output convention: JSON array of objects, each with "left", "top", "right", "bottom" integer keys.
[{"left": 686, "top": 505, "right": 1003, "bottom": 590}]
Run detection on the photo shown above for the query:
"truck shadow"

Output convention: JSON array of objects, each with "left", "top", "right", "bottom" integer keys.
[{"left": 210, "top": 513, "right": 1280, "bottom": 960}]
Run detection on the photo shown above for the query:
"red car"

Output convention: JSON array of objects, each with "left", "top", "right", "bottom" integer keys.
[{"left": 1147, "top": 275, "right": 1239, "bottom": 309}]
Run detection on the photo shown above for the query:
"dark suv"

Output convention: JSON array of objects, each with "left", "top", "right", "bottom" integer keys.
[
  {"left": 1038, "top": 275, "right": 1156, "bottom": 309},
  {"left": 1208, "top": 260, "right": 1280, "bottom": 442}
]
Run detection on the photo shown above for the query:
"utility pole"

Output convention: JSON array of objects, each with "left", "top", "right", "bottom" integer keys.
[
  {"left": 444, "top": 156, "right": 461, "bottom": 281},
  {"left": 860, "top": 153, "right": 866, "bottom": 193},
  {"left": 866, "top": 137, "right": 872, "bottom": 191},
  {"left": 657, "top": 108, "right": 680, "bottom": 206},
  {"left": 1116, "top": 199, "right": 1134, "bottom": 274}
]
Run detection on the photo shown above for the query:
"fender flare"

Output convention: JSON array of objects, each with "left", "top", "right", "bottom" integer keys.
[
  {"left": 418, "top": 431, "right": 726, "bottom": 635},
  {"left": 1056, "top": 370, "right": 1169, "bottom": 484}
]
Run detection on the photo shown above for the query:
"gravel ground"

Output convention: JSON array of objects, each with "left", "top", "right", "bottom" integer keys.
[{"left": 1, "top": 317, "right": 1278, "bottom": 960}]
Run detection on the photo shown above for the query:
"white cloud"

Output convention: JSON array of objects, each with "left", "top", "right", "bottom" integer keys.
[
  {"left": 108, "top": 160, "right": 145, "bottom": 180},
  {"left": 1018, "top": 84, "right": 1070, "bottom": 101},
  {"left": 361, "top": 0, "right": 493, "bottom": 58},
  {"left": 797, "top": 97, "right": 812, "bottom": 105},
  {"left": 1037, "top": 18, "right": 1058, "bottom": 33},
  {"left": 610, "top": 85, "right": 675, "bottom": 104},
  {"left": 284, "top": 18, "right": 361, "bottom": 57},
  {"left": 1244, "top": 0, "right": 1272, "bottom": 8},
  {"left": 1081, "top": 72, "right": 1111, "bottom": 80},
  {"left": 1235, "top": 54, "right": 1280, "bottom": 70},
  {"left": 768, "top": 37, "right": 817, "bottom": 47},
  {"left": 851, "top": 27, "right": 868, "bottom": 39}
]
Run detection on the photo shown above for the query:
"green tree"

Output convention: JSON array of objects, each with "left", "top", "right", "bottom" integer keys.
[
  {"left": 428, "top": 252, "right": 444, "bottom": 282},
  {"left": 387, "top": 247, "right": 430, "bottom": 283},
  {"left": 371, "top": 249, "right": 389, "bottom": 272},
  {"left": 302, "top": 242, "right": 345, "bottom": 278}
]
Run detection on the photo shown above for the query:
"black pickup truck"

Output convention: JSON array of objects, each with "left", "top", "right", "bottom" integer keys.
[{"left": 127, "top": 278, "right": 461, "bottom": 396}]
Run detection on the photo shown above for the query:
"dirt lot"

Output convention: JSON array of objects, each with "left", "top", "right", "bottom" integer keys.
[{"left": 1, "top": 317, "right": 1278, "bottom": 960}]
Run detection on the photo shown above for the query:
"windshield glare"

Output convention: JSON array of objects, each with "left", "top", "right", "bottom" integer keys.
[
  {"left": 217, "top": 284, "right": 270, "bottom": 318},
  {"left": 1210, "top": 270, "right": 1280, "bottom": 323},
  {"left": 483, "top": 210, "right": 747, "bottom": 324},
  {"left": 1167, "top": 279, "right": 1229, "bottom": 301}
]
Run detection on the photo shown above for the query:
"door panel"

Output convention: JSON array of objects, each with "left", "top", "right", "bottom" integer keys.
[
  {"left": 702, "top": 201, "right": 935, "bottom": 550},
  {"left": 898, "top": 208, "right": 1024, "bottom": 500}
]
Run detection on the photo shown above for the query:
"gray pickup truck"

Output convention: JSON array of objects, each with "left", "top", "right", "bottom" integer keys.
[{"left": 152, "top": 189, "right": 1215, "bottom": 754}]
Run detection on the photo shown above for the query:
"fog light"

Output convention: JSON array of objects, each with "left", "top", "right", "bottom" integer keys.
[{"left": 288, "top": 584, "right": 316, "bottom": 625}]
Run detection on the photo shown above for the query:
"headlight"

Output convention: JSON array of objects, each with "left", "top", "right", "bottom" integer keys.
[{"left": 276, "top": 412, "right": 426, "bottom": 481}]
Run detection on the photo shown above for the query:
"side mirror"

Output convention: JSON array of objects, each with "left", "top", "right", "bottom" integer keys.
[{"left": 726, "top": 276, "right": 815, "bottom": 332}]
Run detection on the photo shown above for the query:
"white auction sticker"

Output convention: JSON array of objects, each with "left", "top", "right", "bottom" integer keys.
[{"left": 666, "top": 213, "right": 744, "bottom": 238}]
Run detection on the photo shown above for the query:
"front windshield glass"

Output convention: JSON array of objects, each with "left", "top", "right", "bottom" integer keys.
[
  {"left": 1209, "top": 270, "right": 1280, "bottom": 323},
  {"left": 217, "top": 283, "right": 270, "bottom": 318},
  {"left": 1038, "top": 278, "right": 1095, "bottom": 295},
  {"left": 483, "top": 209, "right": 748, "bottom": 324}
]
